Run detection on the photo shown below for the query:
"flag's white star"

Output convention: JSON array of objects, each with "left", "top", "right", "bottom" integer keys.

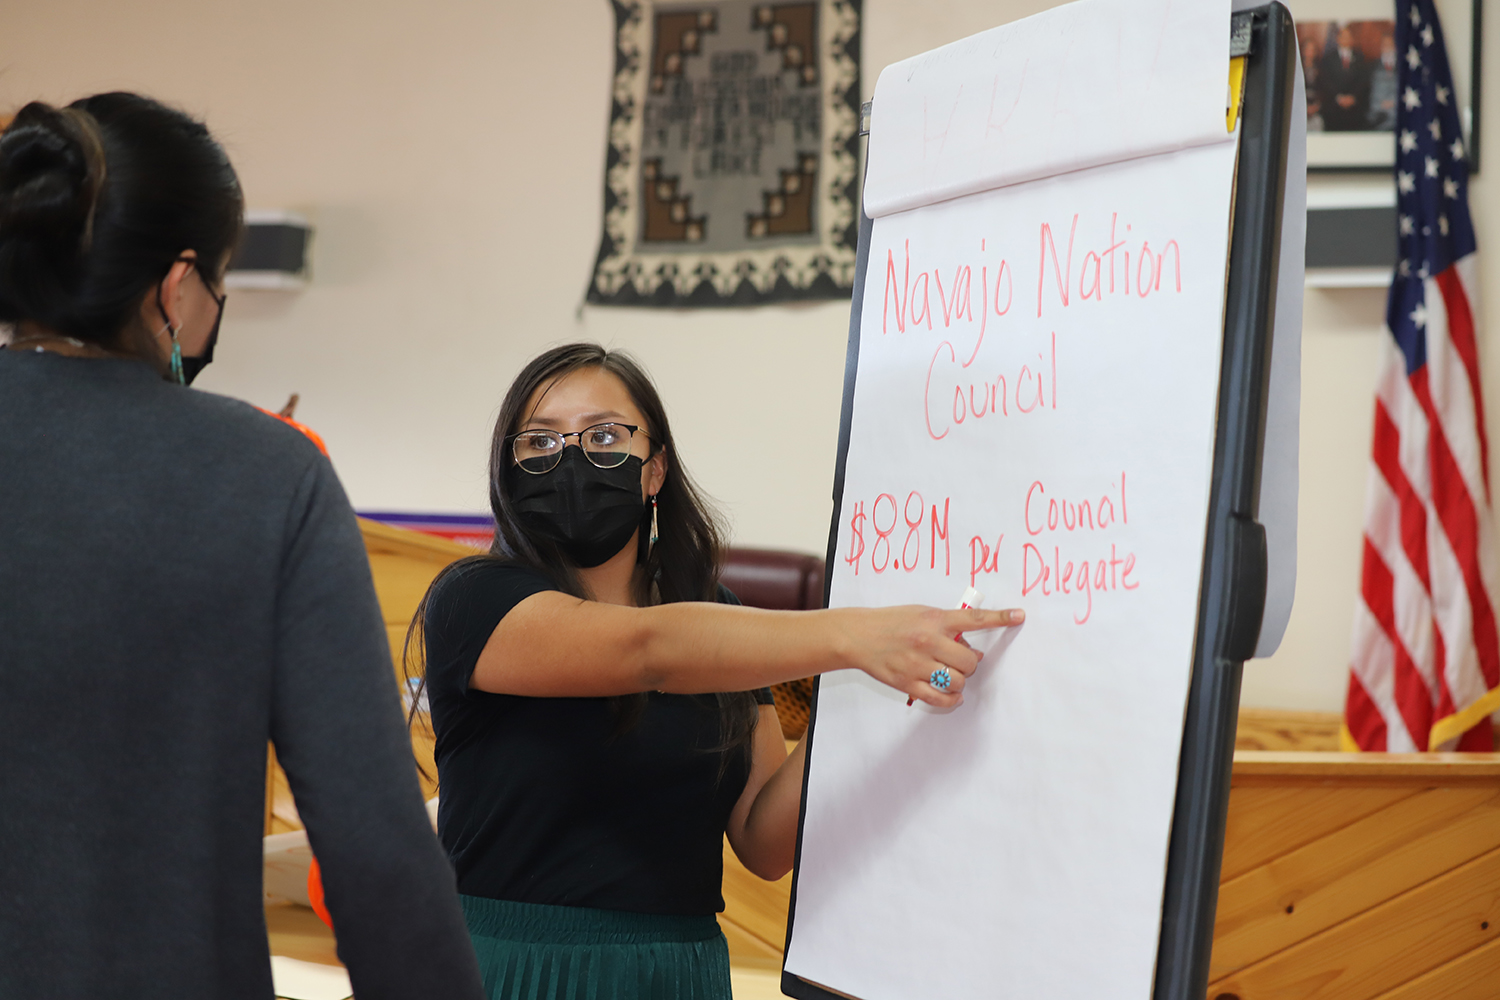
[
  {"left": 1423, "top": 24, "right": 1435, "bottom": 46},
  {"left": 1405, "top": 87, "right": 1423, "bottom": 110},
  {"left": 1444, "top": 177, "right": 1459, "bottom": 199},
  {"left": 1411, "top": 303, "right": 1429, "bottom": 329},
  {"left": 1407, "top": 45, "right": 1423, "bottom": 70},
  {"left": 1451, "top": 138, "right": 1466, "bottom": 160},
  {"left": 1399, "top": 258, "right": 1412, "bottom": 277},
  {"left": 1401, "top": 129, "right": 1419, "bottom": 153},
  {"left": 1437, "top": 85, "right": 1451, "bottom": 105},
  {"left": 1399, "top": 170, "right": 1417, "bottom": 193},
  {"left": 1440, "top": 214, "right": 1450, "bottom": 235},
  {"left": 1420, "top": 262, "right": 1431, "bottom": 278},
  {"left": 1400, "top": 214, "right": 1416, "bottom": 236},
  {"left": 1426, "top": 156, "right": 1440, "bottom": 177},
  {"left": 1411, "top": 5, "right": 1423, "bottom": 26},
  {"left": 1429, "top": 119, "right": 1443, "bottom": 140}
]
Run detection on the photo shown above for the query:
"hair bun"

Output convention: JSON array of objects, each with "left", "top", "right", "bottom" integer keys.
[{"left": 0, "top": 102, "right": 106, "bottom": 260}]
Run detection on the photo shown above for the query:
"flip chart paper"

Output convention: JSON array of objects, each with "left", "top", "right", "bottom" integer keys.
[
  {"left": 863, "top": 0, "right": 1230, "bottom": 218},
  {"left": 784, "top": 134, "right": 1240, "bottom": 1000}
]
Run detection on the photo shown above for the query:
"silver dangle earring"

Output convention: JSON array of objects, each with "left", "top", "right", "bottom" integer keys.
[{"left": 649, "top": 494, "right": 659, "bottom": 548}]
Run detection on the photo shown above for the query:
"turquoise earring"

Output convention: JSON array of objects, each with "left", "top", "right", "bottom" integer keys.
[
  {"left": 157, "top": 320, "right": 185, "bottom": 385},
  {"left": 168, "top": 330, "right": 185, "bottom": 385}
]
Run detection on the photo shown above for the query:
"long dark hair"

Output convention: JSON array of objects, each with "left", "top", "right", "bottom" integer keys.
[
  {"left": 0, "top": 94, "right": 242, "bottom": 352},
  {"left": 405, "top": 344, "right": 760, "bottom": 775}
]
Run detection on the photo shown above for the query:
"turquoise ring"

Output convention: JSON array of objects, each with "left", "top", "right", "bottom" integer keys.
[{"left": 929, "top": 668, "right": 952, "bottom": 691}]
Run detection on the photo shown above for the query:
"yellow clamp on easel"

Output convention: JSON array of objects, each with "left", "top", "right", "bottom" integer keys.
[{"left": 1227, "top": 55, "right": 1247, "bottom": 132}]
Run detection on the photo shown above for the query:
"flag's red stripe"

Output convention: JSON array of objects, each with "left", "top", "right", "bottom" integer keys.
[
  {"left": 1456, "top": 717, "right": 1495, "bottom": 751},
  {"left": 1344, "top": 669, "right": 1388, "bottom": 751},
  {"left": 1374, "top": 389, "right": 1458, "bottom": 725},
  {"left": 1435, "top": 267, "right": 1490, "bottom": 501},
  {"left": 1410, "top": 370, "right": 1500, "bottom": 689},
  {"left": 1432, "top": 626, "right": 1455, "bottom": 718},
  {"left": 1360, "top": 537, "right": 1434, "bottom": 748},
  {"left": 1372, "top": 398, "right": 1432, "bottom": 592}
]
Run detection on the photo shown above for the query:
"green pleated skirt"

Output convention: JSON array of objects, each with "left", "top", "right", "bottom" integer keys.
[{"left": 461, "top": 895, "right": 732, "bottom": 1000}]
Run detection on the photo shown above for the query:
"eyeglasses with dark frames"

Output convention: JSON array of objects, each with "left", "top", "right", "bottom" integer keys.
[{"left": 509, "top": 422, "right": 651, "bottom": 474}]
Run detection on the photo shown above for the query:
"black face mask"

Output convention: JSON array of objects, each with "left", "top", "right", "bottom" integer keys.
[
  {"left": 181, "top": 271, "right": 225, "bottom": 386},
  {"left": 506, "top": 447, "right": 647, "bottom": 568},
  {"left": 180, "top": 312, "right": 220, "bottom": 386}
]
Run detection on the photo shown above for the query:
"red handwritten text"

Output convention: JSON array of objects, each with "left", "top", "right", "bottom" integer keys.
[
  {"left": 1038, "top": 213, "right": 1183, "bottom": 317},
  {"left": 844, "top": 491, "right": 952, "bottom": 576},
  {"left": 924, "top": 332, "right": 1057, "bottom": 440},
  {"left": 1021, "top": 542, "right": 1139, "bottom": 624},
  {"left": 1023, "top": 473, "right": 1128, "bottom": 536}
]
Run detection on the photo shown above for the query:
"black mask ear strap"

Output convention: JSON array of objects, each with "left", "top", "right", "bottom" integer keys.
[{"left": 154, "top": 282, "right": 171, "bottom": 331}]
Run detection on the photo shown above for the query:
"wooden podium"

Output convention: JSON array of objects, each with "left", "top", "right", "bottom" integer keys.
[
  {"left": 267, "top": 520, "right": 1500, "bottom": 998},
  {"left": 1208, "top": 753, "right": 1500, "bottom": 999}
]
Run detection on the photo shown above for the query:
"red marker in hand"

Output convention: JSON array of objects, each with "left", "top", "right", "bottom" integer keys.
[{"left": 909, "top": 586, "right": 986, "bottom": 706}]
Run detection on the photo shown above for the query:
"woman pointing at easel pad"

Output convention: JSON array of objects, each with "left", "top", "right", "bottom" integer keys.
[{"left": 408, "top": 343, "right": 1023, "bottom": 1000}]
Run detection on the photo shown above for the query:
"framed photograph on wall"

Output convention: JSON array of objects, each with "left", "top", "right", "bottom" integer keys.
[{"left": 1296, "top": 0, "right": 1482, "bottom": 171}]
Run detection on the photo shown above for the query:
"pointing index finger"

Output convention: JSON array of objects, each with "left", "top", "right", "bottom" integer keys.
[{"left": 945, "top": 607, "right": 1025, "bottom": 633}]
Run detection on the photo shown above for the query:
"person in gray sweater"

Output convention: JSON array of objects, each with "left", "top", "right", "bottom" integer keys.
[{"left": 0, "top": 95, "right": 483, "bottom": 999}]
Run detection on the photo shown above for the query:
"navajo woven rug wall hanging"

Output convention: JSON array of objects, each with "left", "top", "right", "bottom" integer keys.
[{"left": 587, "top": 0, "right": 862, "bottom": 306}]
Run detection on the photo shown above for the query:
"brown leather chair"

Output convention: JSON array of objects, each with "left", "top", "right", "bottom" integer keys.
[
  {"left": 722, "top": 548, "right": 824, "bottom": 738},
  {"left": 721, "top": 548, "right": 825, "bottom": 612}
]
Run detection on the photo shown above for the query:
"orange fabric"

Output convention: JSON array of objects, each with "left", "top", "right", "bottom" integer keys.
[
  {"left": 306, "top": 855, "right": 333, "bottom": 928},
  {"left": 256, "top": 407, "right": 329, "bottom": 457}
]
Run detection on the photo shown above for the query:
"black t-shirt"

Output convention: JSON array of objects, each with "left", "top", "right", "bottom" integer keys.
[{"left": 424, "top": 559, "right": 774, "bottom": 915}]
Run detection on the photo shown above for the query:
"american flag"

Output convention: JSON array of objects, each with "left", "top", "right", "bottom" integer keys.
[{"left": 1345, "top": 0, "right": 1500, "bottom": 752}]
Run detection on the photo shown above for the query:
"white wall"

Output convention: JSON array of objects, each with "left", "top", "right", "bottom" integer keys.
[{"left": 8, "top": 0, "right": 1500, "bottom": 713}]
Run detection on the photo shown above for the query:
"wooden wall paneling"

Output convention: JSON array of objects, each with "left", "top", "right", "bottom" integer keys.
[
  {"left": 1218, "top": 785, "right": 1419, "bottom": 881},
  {"left": 265, "top": 902, "right": 342, "bottom": 966},
  {"left": 266, "top": 755, "right": 302, "bottom": 833},
  {"left": 1369, "top": 934, "right": 1500, "bottom": 1000},
  {"left": 1228, "top": 752, "right": 1500, "bottom": 787},
  {"left": 1233, "top": 709, "right": 1343, "bottom": 752},
  {"left": 360, "top": 518, "right": 477, "bottom": 562},
  {"left": 367, "top": 552, "right": 448, "bottom": 628},
  {"left": 719, "top": 914, "right": 784, "bottom": 970},
  {"left": 1210, "top": 787, "right": 1500, "bottom": 978},
  {"left": 1208, "top": 841, "right": 1500, "bottom": 999},
  {"left": 410, "top": 724, "right": 440, "bottom": 800},
  {"left": 1230, "top": 711, "right": 1499, "bottom": 753},
  {"left": 387, "top": 624, "right": 414, "bottom": 680},
  {"left": 362, "top": 519, "right": 474, "bottom": 629}
]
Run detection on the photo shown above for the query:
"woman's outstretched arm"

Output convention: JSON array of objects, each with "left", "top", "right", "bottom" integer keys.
[{"left": 470, "top": 594, "right": 1023, "bottom": 708}]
